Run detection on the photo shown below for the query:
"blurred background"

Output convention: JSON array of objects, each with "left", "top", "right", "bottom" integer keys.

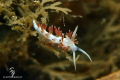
[{"left": 0, "top": 0, "right": 120, "bottom": 80}]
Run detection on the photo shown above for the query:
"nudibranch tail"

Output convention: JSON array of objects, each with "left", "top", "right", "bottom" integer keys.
[{"left": 33, "top": 20, "right": 38, "bottom": 30}]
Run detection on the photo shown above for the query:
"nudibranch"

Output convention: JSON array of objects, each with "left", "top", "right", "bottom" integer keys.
[{"left": 33, "top": 20, "right": 92, "bottom": 70}]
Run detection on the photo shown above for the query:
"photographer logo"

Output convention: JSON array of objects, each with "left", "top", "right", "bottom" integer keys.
[{"left": 3, "top": 67, "right": 22, "bottom": 78}]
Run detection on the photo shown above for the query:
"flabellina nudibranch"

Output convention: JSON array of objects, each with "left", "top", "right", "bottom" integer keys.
[{"left": 33, "top": 20, "right": 92, "bottom": 71}]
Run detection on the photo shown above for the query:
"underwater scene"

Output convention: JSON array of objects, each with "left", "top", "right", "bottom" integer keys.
[{"left": 0, "top": 0, "right": 120, "bottom": 80}]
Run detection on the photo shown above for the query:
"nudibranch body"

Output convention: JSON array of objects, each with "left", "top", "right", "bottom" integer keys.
[{"left": 33, "top": 20, "right": 92, "bottom": 71}]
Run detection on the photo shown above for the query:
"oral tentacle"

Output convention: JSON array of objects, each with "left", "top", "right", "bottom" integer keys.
[
  {"left": 77, "top": 47, "right": 92, "bottom": 62},
  {"left": 73, "top": 51, "right": 76, "bottom": 71}
]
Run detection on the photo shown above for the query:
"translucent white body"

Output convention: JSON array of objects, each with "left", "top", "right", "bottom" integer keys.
[{"left": 33, "top": 20, "right": 92, "bottom": 70}]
